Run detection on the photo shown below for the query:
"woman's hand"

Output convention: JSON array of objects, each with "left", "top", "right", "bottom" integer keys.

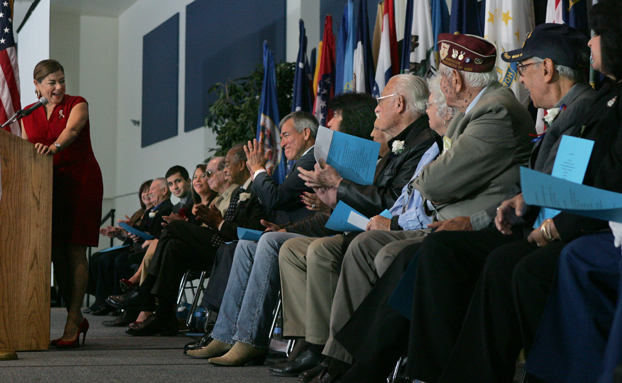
[{"left": 34, "top": 142, "right": 59, "bottom": 155}]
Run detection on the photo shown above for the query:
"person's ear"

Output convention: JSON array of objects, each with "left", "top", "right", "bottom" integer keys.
[
  {"left": 452, "top": 69, "right": 464, "bottom": 92},
  {"left": 542, "top": 58, "right": 556, "bottom": 83}
]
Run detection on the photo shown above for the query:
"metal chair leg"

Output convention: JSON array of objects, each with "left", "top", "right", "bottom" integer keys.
[
  {"left": 269, "top": 294, "right": 282, "bottom": 339},
  {"left": 176, "top": 270, "right": 190, "bottom": 305},
  {"left": 186, "top": 271, "right": 209, "bottom": 327}
]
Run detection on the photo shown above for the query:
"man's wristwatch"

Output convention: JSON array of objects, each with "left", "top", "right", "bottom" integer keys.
[{"left": 53, "top": 143, "right": 62, "bottom": 151}]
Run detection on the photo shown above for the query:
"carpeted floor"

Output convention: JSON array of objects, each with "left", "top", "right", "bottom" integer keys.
[{"left": 0, "top": 308, "right": 294, "bottom": 383}]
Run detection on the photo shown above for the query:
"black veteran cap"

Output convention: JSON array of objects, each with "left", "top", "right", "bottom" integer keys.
[{"left": 501, "top": 23, "right": 589, "bottom": 69}]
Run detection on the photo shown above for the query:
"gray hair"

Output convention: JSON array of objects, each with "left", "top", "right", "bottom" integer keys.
[
  {"left": 427, "top": 75, "right": 455, "bottom": 121},
  {"left": 228, "top": 144, "right": 246, "bottom": 164},
  {"left": 530, "top": 56, "right": 586, "bottom": 83},
  {"left": 439, "top": 63, "right": 498, "bottom": 88},
  {"left": 153, "top": 177, "right": 171, "bottom": 197},
  {"left": 391, "top": 74, "right": 429, "bottom": 115},
  {"left": 280, "top": 111, "right": 319, "bottom": 138}
]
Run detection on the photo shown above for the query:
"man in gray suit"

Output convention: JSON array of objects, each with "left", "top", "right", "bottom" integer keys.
[{"left": 296, "top": 33, "right": 536, "bottom": 382}]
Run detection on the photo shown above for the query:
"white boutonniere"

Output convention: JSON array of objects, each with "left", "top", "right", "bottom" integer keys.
[
  {"left": 149, "top": 211, "right": 156, "bottom": 218},
  {"left": 391, "top": 140, "right": 405, "bottom": 155},
  {"left": 238, "top": 192, "right": 252, "bottom": 202},
  {"left": 543, "top": 104, "right": 566, "bottom": 126}
]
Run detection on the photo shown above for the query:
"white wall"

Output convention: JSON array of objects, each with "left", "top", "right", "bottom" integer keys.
[
  {"left": 17, "top": 0, "right": 50, "bottom": 107},
  {"left": 113, "top": 0, "right": 215, "bottom": 221}
]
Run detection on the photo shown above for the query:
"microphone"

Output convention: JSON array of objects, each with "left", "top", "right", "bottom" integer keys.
[{"left": 20, "top": 97, "right": 49, "bottom": 117}]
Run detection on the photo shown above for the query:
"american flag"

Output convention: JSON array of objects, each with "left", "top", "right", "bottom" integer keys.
[{"left": 0, "top": 0, "right": 20, "bottom": 136}]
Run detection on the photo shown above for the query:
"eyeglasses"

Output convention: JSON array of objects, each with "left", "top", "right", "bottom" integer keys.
[
  {"left": 376, "top": 93, "right": 399, "bottom": 104},
  {"left": 516, "top": 62, "right": 538, "bottom": 76}
]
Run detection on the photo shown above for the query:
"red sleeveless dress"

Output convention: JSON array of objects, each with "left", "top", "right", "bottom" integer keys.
[{"left": 22, "top": 95, "right": 103, "bottom": 247}]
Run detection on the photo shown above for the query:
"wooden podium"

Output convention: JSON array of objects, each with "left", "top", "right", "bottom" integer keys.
[{"left": 0, "top": 128, "right": 52, "bottom": 351}]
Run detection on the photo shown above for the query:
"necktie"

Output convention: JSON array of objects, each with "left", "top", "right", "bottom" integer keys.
[{"left": 211, "top": 187, "right": 245, "bottom": 248}]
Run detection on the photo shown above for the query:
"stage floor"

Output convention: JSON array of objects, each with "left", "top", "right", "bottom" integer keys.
[{"left": 0, "top": 307, "right": 294, "bottom": 383}]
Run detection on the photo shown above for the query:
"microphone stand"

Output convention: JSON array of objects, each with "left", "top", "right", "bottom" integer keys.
[{"left": 1, "top": 109, "right": 23, "bottom": 129}]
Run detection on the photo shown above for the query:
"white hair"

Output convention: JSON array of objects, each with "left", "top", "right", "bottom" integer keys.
[
  {"left": 391, "top": 74, "right": 429, "bottom": 116},
  {"left": 439, "top": 63, "right": 498, "bottom": 88},
  {"left": 427, "top": 75, "right": 455, "bottom": 121}
]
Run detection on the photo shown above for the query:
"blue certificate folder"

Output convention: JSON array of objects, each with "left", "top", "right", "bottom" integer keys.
[
  {"left": 118, "top": 222, "right": 155, "bottom": 240},
  {"left": 521, "top": 167, "right": 622, "bottom": 223},
  {"left": 325, "top": 202, "right": 394, "bottom": 232},
  {"left": 237, "top": 228, "right": 264, "bottom": 241},
  {"left": 98, "top": 244, "right": 131, "bottom": 253},
  {"left": 315, "top": 126, "right": 380, "bottom": 185}
]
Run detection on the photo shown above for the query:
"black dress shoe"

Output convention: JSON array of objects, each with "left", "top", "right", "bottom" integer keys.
[
  {"left": 270, "top": 348, "right": 325, "bottom": 377},
  {"left": 102, "top": 310, "right": 139, "bottom": 327},
  {"left": 184, "top": 334, "right": 211, "bottom": 353},
  {"left": 299, "top": 359, "right": 329, "bottom": 382},
  {"left": 125, "top": 313, "right": 178, "bottom": 336},
  {"left": 90, "top": 304, "right": 114, "bottom": 316},
  {"left": 106, "top": 289, "right": 155, "bottom": 311}
]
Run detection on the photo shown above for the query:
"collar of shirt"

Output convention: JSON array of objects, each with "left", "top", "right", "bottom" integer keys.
[{"left": 464, "top": 85, "right": 489, "bottom": 116}]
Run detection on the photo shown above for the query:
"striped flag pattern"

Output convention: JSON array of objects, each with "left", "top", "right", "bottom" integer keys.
[{"left": 0, "top": 0, "right": 21, "bottom": 137}]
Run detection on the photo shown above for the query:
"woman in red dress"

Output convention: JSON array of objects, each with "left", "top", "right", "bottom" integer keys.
[{"left": 21, "top": 59, "right": 103, "bottom": 348}]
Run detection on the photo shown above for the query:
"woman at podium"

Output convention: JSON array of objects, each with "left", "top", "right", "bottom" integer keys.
[{"left": 21, "top": 59, "right": 103, "bottom": 348}]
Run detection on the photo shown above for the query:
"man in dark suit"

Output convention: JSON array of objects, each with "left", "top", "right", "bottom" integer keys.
[
  {"left": 164, "top": 165, "right": 194, "bottom": 218},
  {"left": 246, "top": 110, "right": 317, "bottom": 224},
  {"left": 108, "top": 144, "right": 267, "bottom": 336}
]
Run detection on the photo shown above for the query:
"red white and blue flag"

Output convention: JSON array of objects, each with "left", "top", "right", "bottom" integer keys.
[
  {"left": 257, "top": 41, "right": 286, "bottom": 184},
  {"left": 373, "top": 0, "right": 398, "bottom": 97},
  {"left": 0, "top": 0, "right": 21, "bottom": 136},
  {"left": 313, "top": 15, "right": 335, "bottom": 126}
]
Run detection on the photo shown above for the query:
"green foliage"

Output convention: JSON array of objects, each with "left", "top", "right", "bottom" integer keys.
[{"left": 205, "top": 61, "right": 296, "bottom": 157}]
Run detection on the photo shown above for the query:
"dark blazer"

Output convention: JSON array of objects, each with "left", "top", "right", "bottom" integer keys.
[
  {"left": 144, "top": 198, "right": 173, "bottom": 239},
  {"left": 218, "top": 182, "right": 268, "bottom": 241},
  {"left": 337, "top": 115, "right": 437, "bottom": 218},
  {"left": 172, "top": 196, "right": 195, "bottom": 217},
  {"left": 554, "top": 82, "right": 622, "bottom": 241},
  {"left": 251, "top": 147, "right": 316, "bottom": 225}
]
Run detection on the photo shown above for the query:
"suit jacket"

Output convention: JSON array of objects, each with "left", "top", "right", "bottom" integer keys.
[
  {"left": 251, "top": 147, "right": 316, "bottom": 225},
  {"left": 414, "top": 81, "right": 535, "bottom": 221},
  {"left": 172, "top": 196, "right": 195, "bottom": 220},
  {"left": 553, "top": 81, "right": 622, "bottom": 241},
  {"left": 471, "top": 81, "right": 598, "bottom": 230},
  {"left": 217, "top": 182, "right": 268, "bottom": 242},
  {"left": 144, "top": 198, "right": 173, "bottom": 238}
]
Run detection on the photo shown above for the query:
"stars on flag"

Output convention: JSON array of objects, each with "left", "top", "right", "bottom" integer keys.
[
  {"left": 502, "top": 10, "right": 513, "bottom": 26},
  {"left": 487, "top": 10, "right": 496, "bottom": 25}
]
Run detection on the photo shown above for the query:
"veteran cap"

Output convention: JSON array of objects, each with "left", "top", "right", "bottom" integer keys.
[
  {"left": 437, "top": 33, "right": 497, "bottom": 73},
  {"left": 501, "top": 23, "right": 589, "bottom": 69}
]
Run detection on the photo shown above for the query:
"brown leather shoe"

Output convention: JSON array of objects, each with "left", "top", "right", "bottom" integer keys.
[
  {"left": 299, "top": 359, "right": 329, "bottom": 382},
  {"left": 186, "top": 339, "right": 232, "bottom": 359}
]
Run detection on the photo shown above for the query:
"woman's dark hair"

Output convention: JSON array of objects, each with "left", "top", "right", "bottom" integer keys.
[
  {"left": 590, "top": 0, "right": 622, "bottom": 80},
  {"left": 191, "top": 164, "right": 210, "bottom": 204},
  {"left": 138, "top": 179, "right": 152, "bottom": 210},
  {"left": 33, "top": 59, "right": 65, "bottom": 83},
  {"left": 328, "top": 93, "right": 377, "bottom": 140}
]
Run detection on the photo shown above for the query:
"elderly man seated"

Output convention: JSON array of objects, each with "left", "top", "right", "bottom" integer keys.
[{"left": 282, "top": 33, "right": 536, "bottom": 383}]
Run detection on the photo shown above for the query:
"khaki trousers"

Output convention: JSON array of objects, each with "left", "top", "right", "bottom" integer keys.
[
  {"left": 323, "top": 229, "right": 432, "bottom": 363},
  {"left": 278, "top": 235, "right": 344, "bottom": 345}
]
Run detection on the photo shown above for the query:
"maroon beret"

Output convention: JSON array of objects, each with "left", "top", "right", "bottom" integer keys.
[{"left": 437, "top": 33, "right": 496, "bottom": 73}]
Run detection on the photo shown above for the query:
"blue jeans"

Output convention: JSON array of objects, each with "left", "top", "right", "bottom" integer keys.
[{"left": 211, "top": 232, "right": 304, "bottom": 348}]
